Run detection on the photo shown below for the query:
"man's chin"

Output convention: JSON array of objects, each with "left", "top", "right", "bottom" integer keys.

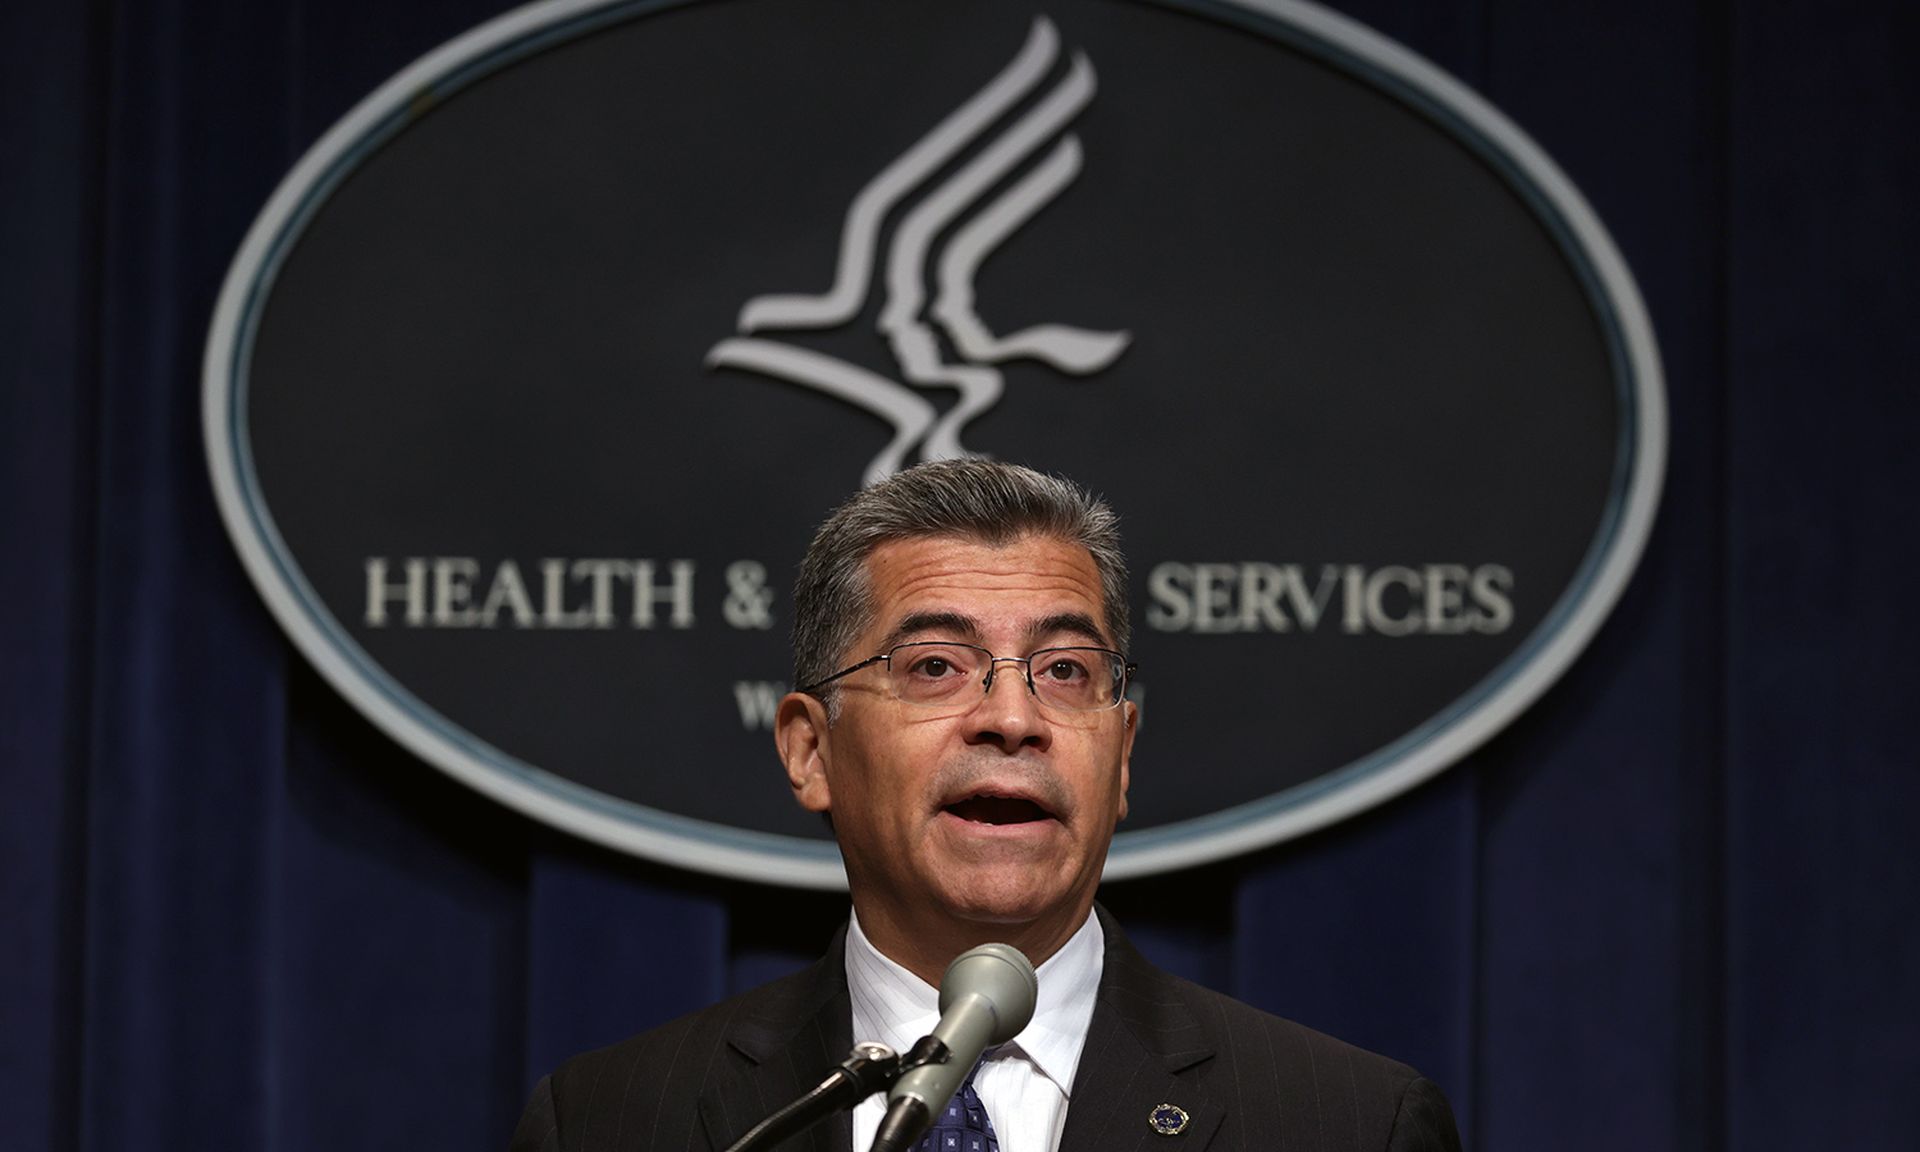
[{"left": 929, "top": 863, "right": 1090, "bottom": 934}]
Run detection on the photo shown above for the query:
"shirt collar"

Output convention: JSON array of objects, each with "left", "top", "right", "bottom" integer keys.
[{"left": 844, "top": 909, "right": 1105, "bottom": 1096}]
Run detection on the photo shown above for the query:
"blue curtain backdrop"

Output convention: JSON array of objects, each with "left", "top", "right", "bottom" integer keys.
[{"left": 4, "top": 1, "right": 1915, "bottom": 1150}]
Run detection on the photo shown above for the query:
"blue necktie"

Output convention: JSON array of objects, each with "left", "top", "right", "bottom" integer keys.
[{"left": 912, "top": 1060, "right": 999, "bottom": 1152}]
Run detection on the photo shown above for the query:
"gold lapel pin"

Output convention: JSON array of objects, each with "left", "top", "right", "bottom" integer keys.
[{"left": 1148, "top": 1103, "right": 1190, "bottom": 1136}]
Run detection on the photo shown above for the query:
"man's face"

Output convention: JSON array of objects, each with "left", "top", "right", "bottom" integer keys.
[{"left": 778, "top": 533, "right": 1136, "bottom": 963}]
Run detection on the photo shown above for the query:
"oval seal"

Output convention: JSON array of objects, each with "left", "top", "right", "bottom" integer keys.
[{"left": 205, "top": 0, "right": 1665, "bottom": 887}]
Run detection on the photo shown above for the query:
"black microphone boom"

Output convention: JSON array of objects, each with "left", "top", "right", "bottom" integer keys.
[
  {"left": 724, "top": 1042, "right": 900, "bottom": 1152},
  {"left": 869, "top": 943, "right": 1039, "bottom": 1152}
]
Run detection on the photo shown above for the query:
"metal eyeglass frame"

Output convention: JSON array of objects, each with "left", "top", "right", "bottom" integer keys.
[{"left": 796, "top": 640, "right": 1137, "bottom": 712}]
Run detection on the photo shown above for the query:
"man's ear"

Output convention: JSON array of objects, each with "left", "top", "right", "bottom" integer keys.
[
  {"left": 1116, "top": 699, "right": 1138, "bottom": 822},
  {"left": 775, "top": 693, "right": 833, "bottom": 813}
]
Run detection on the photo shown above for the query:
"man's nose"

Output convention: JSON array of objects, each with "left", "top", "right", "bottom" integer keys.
[{"left": 966, "top": 662, "right": 1051, "bottom": 750}]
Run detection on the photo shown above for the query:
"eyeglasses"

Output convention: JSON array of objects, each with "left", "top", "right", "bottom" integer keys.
[{"left": 798, "top": 641, "right": 1136, "bottom": 713}]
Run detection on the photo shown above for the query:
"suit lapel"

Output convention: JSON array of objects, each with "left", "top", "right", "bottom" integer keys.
[
  {"left": 694, "top": 914, "right": 1227, "bottom": 1152},
  {"left": 1057, "top": 911, "right": 1225, "bottom": 1152},
  {"left": 699, "top": 933, "right": 855, "bottom": 1152}
]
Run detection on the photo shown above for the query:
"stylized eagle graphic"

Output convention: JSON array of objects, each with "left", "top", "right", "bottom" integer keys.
[{"left": 706, "top": 18, "right": 1130, "bottom": 486}]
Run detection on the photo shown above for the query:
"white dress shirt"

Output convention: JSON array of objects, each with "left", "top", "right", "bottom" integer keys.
[{"left": 845, "top": 911, "right": 1104, "bottom": 1152}]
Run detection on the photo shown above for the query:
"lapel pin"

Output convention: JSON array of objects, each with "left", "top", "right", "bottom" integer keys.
[{"left": 1148, "top": 1103, "right": 1190, "bottom": 1136}]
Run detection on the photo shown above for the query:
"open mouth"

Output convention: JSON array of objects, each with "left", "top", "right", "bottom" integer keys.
[{"left": 944, "top": 793, "right": 1054, "bottom": 826}]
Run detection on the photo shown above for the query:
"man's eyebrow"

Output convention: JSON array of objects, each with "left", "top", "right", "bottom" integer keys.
[
  {"left": 881, "top": 612, "right": 982, "bottom": 649},
  {"left": 1029, "top": 612, "right": 1111, "bottom": 649}
]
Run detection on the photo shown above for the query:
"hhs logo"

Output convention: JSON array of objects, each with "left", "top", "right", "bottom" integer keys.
[{"left": 707, "top": 18, "right": 1129, "bottom": 485}]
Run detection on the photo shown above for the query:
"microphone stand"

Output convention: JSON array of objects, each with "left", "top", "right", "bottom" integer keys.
[
  {"left": 724, "top": 1041, "right": 923, "bottom": 1152},
  {"left": 865, "top": 1035, "right": 955, "bottom": 1152}
]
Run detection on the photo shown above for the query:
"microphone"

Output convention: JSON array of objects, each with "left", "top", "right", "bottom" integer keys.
[{"left": 869, "top": 943, "right": 1039, "bottom": 1152}]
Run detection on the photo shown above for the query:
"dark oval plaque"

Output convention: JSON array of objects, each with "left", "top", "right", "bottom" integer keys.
[{"left": 205, "top": 0, "right": 1664, "bottom": 886}]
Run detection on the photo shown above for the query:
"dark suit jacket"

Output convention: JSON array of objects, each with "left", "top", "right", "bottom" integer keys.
[{"left": 511, "top": 909, "right": 1461, "bottom": 1152}]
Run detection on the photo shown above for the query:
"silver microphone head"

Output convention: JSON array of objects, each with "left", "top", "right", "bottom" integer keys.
[{"left": 938, "top": 943, "right": 1039, "bottom": 1046}]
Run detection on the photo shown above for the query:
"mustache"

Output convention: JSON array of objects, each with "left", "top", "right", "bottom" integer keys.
[{"left": 930, "top": 756, "right": 1074, "bottom": 818}]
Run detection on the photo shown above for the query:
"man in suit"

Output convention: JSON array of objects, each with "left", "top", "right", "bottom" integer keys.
[{"left": 512, "top": 460, "right": 1461, "bottom": 1152}]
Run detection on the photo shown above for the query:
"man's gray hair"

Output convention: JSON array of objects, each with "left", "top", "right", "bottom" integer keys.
[{"left": 791, "top": 460, "right": 1130, "bottom": 706}]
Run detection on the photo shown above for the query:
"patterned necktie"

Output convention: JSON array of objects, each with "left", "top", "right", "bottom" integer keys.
[{"left": 912, "top": 1059, "right": 999, "bottom": 1152}]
